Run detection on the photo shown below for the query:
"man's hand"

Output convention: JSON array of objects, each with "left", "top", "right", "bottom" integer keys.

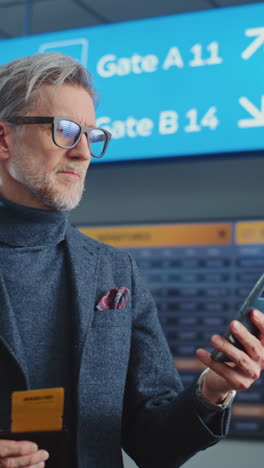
[
  {"left": 196, "top": 308, "right": 264, "bottom": 404},
  {"left": 0, "top": 440, "right": 49, "bottom": 467}
]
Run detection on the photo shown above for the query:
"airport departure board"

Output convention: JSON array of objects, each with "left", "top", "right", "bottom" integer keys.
[{"left": 79, "top": 220, "right": 264, "bottom": 439}]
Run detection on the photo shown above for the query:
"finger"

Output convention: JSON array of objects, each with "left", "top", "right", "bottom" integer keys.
[
  {"left": 211, "top": 333, "right": 260, "bottom": 380},
  {"left": 196, "top": 348, "right": 236, "bottom": 386},
  {"left": 24, "top": 464, "right": 45, "bottom": 468},
  {"left": 230, "top": 319, "right": 264, "bottom": 363},
  {"left": 0, "top": 441, "right": 38, "bottom": 458},
  {"left": 0, "top": 449, "right": 49, "bottom": 468},
  {"left": 251, "top": 309, "right": 264, "bottom": 341},
  {"left": 196, "top": 347, "right": 254, "bottom": 391},
  {"left": 25, "top": 463, "right": 45, "bottom": 468}
]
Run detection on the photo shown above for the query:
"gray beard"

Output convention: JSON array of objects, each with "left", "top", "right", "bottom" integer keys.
[{"left": 8, "top": 154, "right": 86, "bottom": 211}]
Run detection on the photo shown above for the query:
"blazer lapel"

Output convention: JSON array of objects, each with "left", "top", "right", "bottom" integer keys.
[
  {"left": 65, "top": 227, "right": 99, "bottom": 363},
  {"left": 0, "top": 273, "right": 29, "bottom": 386}
]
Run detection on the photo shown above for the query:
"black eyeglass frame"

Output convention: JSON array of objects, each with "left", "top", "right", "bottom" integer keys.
[{"left": 6, "top": 116, "right": 112, "bottom": 158}]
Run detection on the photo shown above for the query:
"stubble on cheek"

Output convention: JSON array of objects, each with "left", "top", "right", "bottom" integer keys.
[{"left": 8, "top": 147, "right": 87, "bottom": 211}]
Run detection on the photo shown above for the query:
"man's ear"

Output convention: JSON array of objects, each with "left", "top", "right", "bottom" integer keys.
[{"left": 0, "top": 121, "right": 11, "bottom": 160}]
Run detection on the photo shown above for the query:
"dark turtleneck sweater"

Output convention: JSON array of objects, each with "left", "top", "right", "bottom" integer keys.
[{"left": 0, "top": 195, "right": 76, "bottom": 466}]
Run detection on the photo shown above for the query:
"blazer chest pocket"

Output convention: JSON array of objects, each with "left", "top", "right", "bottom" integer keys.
[{"left": 91, "top": 308, "right": 131, "bottom": 328}]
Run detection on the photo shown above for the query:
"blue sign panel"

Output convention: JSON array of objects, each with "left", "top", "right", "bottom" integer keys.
[{"left": 0, "top": 3, "right": 264, "bottom": 162}]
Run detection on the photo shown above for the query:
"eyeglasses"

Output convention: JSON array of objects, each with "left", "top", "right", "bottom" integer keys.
[{"left": 6, "top": 116, "right": 112, "bottom": 158}]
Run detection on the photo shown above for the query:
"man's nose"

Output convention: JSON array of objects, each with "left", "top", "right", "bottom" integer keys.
[{"left": 68, "top": 134, "right": 91, "bottom": 161}]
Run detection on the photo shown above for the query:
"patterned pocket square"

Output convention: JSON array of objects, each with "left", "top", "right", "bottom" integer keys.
[{"left": 96, "top": 287, "right": 130, "bottom": 311}]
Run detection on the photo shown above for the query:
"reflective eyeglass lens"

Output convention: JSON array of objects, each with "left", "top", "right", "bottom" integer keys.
[
  {"left": 89, "top": 128, "right": 106, "bottom": 157},
  {"left": 55, "top": 119, "right": 81, "bottom": 148}
]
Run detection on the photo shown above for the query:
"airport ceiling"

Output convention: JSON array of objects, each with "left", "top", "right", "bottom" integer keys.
[{"left": 0, "top": 0, "right": 263, "bottom": 39}]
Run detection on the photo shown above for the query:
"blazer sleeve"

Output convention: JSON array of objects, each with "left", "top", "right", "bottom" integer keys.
[{"left": 121, "top": 254, "right": 231, "bottom": 468}]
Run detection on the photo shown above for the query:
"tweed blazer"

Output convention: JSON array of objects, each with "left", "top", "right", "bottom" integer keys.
[{"left": 0, "top": 225, "right": 230, "bottom": 468}]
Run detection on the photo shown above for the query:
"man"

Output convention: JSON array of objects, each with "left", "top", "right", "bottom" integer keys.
[{"left": 0, "top": 52, "right": 263, "bottom": 468}]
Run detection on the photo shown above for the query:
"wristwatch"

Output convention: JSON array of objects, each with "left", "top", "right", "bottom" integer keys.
[{"left": 196, "top": 368, "right": 237, "bottom": 411}]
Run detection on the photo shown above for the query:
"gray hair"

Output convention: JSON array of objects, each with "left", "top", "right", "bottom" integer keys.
[{"left": 0, "top": 52, "right": 97, "bottom": 122}]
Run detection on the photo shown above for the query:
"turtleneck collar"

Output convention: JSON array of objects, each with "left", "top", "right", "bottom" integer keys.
[{"left": 0, "top": 195, "right": 70, "bottom": 247}]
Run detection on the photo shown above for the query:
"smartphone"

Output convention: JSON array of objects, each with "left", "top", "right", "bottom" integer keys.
[{"left": 211, "top": 273, "right": 264, "bottom": 362}]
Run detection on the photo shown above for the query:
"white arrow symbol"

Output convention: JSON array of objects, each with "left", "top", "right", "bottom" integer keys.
[
  {"left": 238, "top": 96, "right": 264, "bottom": 128},
  {"left": 241, "top": 27, "right": 264, "bottom": 60}
]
